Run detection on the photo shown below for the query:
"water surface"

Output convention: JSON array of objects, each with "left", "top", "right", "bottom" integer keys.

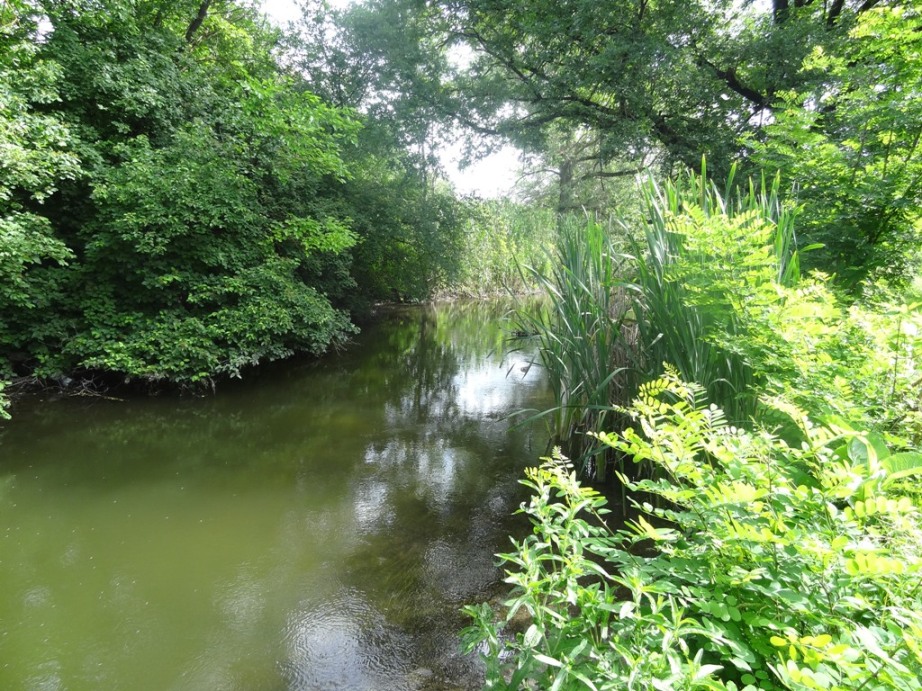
[{"left": 0, "top": 301, "right": 550, "bottom": 690}]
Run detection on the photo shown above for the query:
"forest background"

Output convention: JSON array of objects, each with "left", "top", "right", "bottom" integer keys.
[
  {"left": 2, "top": 0, "right": 919, "bottom": 407},
  {"left": 3, "top": 1, "right": 922, "bottom": 686}
]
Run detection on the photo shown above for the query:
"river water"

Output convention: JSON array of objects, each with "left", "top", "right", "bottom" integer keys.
[{"left": 0, "top": 301, "right": 550, "bottom": 690}]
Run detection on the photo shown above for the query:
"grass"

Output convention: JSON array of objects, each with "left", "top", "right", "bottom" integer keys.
[{"left": 516, "top": 162, "right": 807, "bottom": 480}]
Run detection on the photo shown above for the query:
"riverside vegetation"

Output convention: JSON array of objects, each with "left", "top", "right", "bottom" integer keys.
[
  {"left": 456, "top": 5, "right": 922, "bottom": 684},
  {"left": 0, "top": 0, "right": 552, "bottom": 416},
  {"left": 3, "top": 1, "right": 922, "bottom": 689},
  {"left": 463, "top": 166, "right": 922, "bottom": 688}
]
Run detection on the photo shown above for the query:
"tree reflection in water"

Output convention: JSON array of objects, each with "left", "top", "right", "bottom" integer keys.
[{"left": 0, "top": 300, "right": 550, "bottom": 690}]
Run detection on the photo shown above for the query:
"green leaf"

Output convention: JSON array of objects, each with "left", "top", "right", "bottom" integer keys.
[
  {"left": 881, "top": 452, "right": 922, "bottom": 487},
  {"left": 533, "top": 653, "right": 564, "bottom": 668},
  {"left": 847, "top": 432, "right": 890, "bottom": 466},
  {"left": 523, "top": 623, "right": 542, "bottom": 648}
]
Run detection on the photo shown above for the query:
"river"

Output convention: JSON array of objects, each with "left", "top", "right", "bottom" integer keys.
[{"left": 0, "top": 301, "right": 550, "bottom": 690}]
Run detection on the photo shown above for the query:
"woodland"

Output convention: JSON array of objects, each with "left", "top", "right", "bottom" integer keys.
[{"left": 3, "top": 0, "right": 922, "bottom": 687}]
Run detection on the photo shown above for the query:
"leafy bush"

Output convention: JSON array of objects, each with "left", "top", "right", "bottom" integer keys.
[
  {"left": 464, "top": 371, "right": 922, "bottom": 690},
  {"left": 453, "top": 201, "right": 556, "bottom": 297},
  {"left": 627, "top": 163, "right": 804, "bottom": 424},
  {"left": 0, "top": 2, "right": 365, "bottom": 391},
  {"left": 0, "top": 4, "right": 82, "bottom": 385}
]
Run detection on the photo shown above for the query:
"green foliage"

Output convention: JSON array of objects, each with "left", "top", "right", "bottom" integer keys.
[
  {"left": 518, "top": 166, "right": 801, "bottom": 476},
  {"left": 0, "top": 0, "right": 497, "bottom": 406},
  {"left": 0, "top": 3, "right": 81, "bottom": 372},
  {"left": 627, "top": 165, "right": 798, "bottom": 422},
  {"left": 514, "top": 217, "right": 629, "bottom": 475},
  {"left": 752, "top": 4, "right": 922, "bottom": 286},
  {"left": 340, "top": 0, "right": 884, "bottom": 213},
  {"left": 342, "top": 170, "right": 470, "bottom": 301},
  {"left": 628, "top": 165, "right": 922, "bottom": 444},
  {"left": 464, "top": 372, "right": 922, "bottom": 690},
  {"left": 520, "top": 163, "right": 922, "bottom": 479},
  {"left": 452, "top": 200, "right": 555, "bottom": 297},
  {"left": 286, "top": 6, "right": 477, "bottom": 304},
  {"left": 285, "top": 0, "right": 918, "bottom": 282},
  {"left": 0, "top": 0, "right": 365, "bottom": 390}
]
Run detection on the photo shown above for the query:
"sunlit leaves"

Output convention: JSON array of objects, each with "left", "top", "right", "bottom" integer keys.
[
  {"left": 466, "top": 374, "right": 922, "bottom": 689},
  {"left": 0, "top": 1, "right": 83, "bottom": 400},
  {"left": 754, "top": 4, "right": 922, "bottom": 285}
]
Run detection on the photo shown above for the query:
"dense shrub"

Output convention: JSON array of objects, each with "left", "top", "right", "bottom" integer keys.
[{"left": 464, "top": 371, "right": 922, "bottom": 690}]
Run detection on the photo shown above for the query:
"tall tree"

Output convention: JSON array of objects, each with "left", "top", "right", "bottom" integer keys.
[
  {"left": 438, "top": 0, "right": 894, "bottom": 169},
  {"left": 375, "top": 0, "right": 915, "bottom": 280},
  {"left": 1, "top": 0, "right": 362, "bottom": 386},
  {"left": 284, "top": 0, "right": 473, "bottom": 300}
]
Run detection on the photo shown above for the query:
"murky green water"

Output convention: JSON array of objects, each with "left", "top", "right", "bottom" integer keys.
[{"left": 0, "top": 301, "right": 550, "bottom": 691}]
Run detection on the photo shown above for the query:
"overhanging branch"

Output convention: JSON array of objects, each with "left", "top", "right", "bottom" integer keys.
[
  {"left": 697, "top": 56, "right": 772, "bottom": 109},
  {"left": 186, "top": 1, "right": 212, "bottom": 43}
]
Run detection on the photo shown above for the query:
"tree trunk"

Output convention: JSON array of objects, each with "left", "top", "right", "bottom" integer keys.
[
  {"left": 773, "top": 0, "right": 790, "bottom": 23},
  {"left": 186, "top": 0, "right": 212, "bottom": 43},
  {"left": 557, "top": 158, "right": 574, "bottom": 223}
]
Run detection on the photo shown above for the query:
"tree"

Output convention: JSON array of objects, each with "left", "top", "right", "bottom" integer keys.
[
  {"left": 513, "top": 126, "right": 648, "bottom": 218},
  {"left": 1, "top": 0, "right": 362, "bottom": 387},
  {"left": 753, "top": 3, "right": 922, "bottom": 285},
  {"left": 291, "top": 0, "right": 893, "bottom": 219},
  {"left": 284, "top": 0, "right": 473, "bottom": 301}
]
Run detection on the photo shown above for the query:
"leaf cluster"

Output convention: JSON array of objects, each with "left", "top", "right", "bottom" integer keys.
[
  {"left": 464, "top": 371, "right": 922, "bottom": 689},
  {"left": 626, "top": 165, "right": 921, "bottom": 445}
]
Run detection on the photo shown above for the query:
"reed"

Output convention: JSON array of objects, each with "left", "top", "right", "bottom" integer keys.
[
  {"left": 516, "top": 161, "right": 805, "bottom": 481},
  {"left": 513, "top": 216, "right": 634, "bottom": 478}
]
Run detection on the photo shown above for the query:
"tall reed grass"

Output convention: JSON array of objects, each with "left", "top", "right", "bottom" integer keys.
[
  {"left": 517, "top": 162, "right": 804, "bottom": 480},
  {"left": 513, "top": 217, "right": 635, "bottom": 479},
  {"left": 452, "top": 202, "right": 556, "bottom": 297},
  {"left": 632, "top": 161, "right": 802, "bottom": 422}
]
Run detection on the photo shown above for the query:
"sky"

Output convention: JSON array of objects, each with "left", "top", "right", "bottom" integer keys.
[
  {"left": 440, "top": 142, "right": 520, "bottom": 198},
  {"left": 259, "top": 0, "right": 520, "bottom": 198}
]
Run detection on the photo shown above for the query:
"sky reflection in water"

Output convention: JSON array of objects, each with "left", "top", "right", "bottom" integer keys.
[{"left": 0, "top": 301, "right": 549, "bottom": 690}]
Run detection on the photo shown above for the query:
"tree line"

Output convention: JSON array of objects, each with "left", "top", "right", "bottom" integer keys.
[
  {"left": 2, "top": 0, "right": 919, "bottom": 410},
  {"left": 1, "top": 0, "right": 477, "bottom": 406}
]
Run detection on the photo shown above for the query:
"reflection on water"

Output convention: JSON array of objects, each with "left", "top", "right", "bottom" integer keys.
[{"left": 0, "top": 301, "right": 550, "bottom": 690}]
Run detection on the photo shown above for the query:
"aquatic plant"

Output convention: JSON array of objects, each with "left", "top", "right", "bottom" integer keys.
[
  {"left": 512, "top": 216, "right": 634, "bottom": 478},
  {"left": 515, "top": 165, "right": 802, "bottom": 477},
  {"left": 517, "top": 162, "right": 922, "bottom": 481}
]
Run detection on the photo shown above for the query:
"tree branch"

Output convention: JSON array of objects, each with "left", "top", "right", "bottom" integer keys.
[
  {"left": 186, "top": 0, "right": 212, "bottom": 43},
  {"left": 857, "top": 0, "right": 883, "bottom": 13},
  {"left": 577, "top": 168, "right": 640, "bottom": 182},
  {"left": 697, "top": 57, "right": 772, "bottom": 109}
]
